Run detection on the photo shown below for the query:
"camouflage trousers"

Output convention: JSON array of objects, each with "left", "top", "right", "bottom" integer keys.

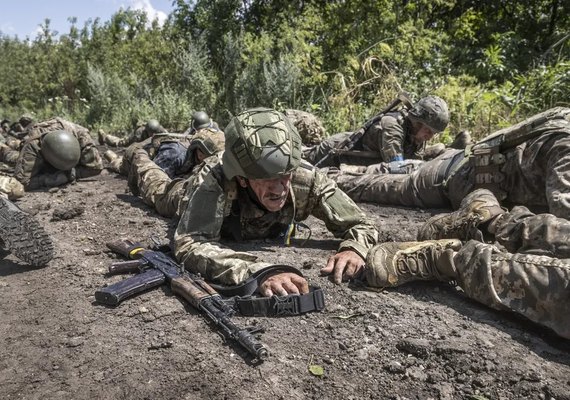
[
  {"left": 366, "top": 205, "right": 570, "bottom": 338},
  {"left": 474, "top": 205, "right": 570, "bottom": 339},
  {"left": 105, "top": 154, "right": 124, "bottom": 175},
  {"left": 101, "top": 133, "right": 129, "bottom": 147},
  {"left": 129, "top": 150, "right": 186, "bottom": 218},
  {"left": 331, "top": 149, "right": 471, "bottom": 208},
  {"left": 454, "top": 239, "right": 570, "bottom": 339}
]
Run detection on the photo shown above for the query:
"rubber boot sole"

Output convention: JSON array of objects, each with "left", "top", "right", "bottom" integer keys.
[{"left": 0, "top": 197, "right": 54, "bottom": 266}]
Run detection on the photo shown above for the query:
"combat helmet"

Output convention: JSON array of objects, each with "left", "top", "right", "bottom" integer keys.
[
  {"left": 222, "top": 108, "right": 302, "bottom": 180},
  {"left": 41, "top": 130, "right": 81, "bottom": 170},
  {"left": 408, "top": 96, "right": 449, "bottom": 133},
  {"left": 19, "top": 114, "right": 34, "bottom": 126},
  {"left": 146, "top": 119, "right": 164, "bottom": 134},
  {"left": 188, "top": 128, "right": 225, "bottom": 157},
  {"left": 192, "top": 111, "right": 212, "bottom": 130}
]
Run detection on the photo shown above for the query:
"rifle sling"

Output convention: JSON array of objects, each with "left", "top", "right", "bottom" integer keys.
[
  {"left": 208, "top": 265, "right": 304, "bottom": 296},
  {"left": 233, "top": 287, "right": 325, "bottom": 317},
  {"left": 209, "top": 264, "right": 326, "bottom": 316}
]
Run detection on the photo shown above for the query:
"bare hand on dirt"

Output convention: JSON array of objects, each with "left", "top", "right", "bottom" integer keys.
[
  {"left": 320, "top": 250, "right": 365, "bottom": 284},
  {"left": 259, "top": 272, "right": 309, "bottom": 297}
]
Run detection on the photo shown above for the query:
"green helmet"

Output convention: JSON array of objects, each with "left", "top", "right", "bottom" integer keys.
[
  {"left": 41, "top": 130, "right": 81, "bottom": 170},
  {"left": 408, "top": 96, "right": 449, "bottom": 133},
  {"left": 222, "top": 108, "right": 302, "bottom": 180},
  {"left": 146, "top": 119, "right": 163, "bottom": 134},
  {"left": 189, "top": 128, "right": 225, "bottom": 157},
  {"left": 192, "top": 111, "right": 211, "bottom": 130}
]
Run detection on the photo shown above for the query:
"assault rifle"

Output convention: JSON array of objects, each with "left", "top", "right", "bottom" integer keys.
[
  {"left": 96, "top": 239, "right": 269, "bottom": 360},
  {"left": 314, "top": 92, "right": 413, "bottom": 167},
  {"left": 96, "top": 239, "right": 326, "bottom": 361}
]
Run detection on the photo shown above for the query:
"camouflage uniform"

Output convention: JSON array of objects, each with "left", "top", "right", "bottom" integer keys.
[
  {"left": 14, "top": 118, "right": 103, "bottom": 189},
  {"left": 284, "top": 109, "right": 326, "bottom": 145},
  {"left": 334, "top": 108, "right": 570, "bottom": 219},
  {"left": 106, "top": 130, "right": 203, "bottom": 176},
  {"left": 173, "top": 157, "right": 379, "bottom": 286},
  {"left": 101, "top": 123, "right": 167, "bottom": 147},
  {"left": 124, "top": 128, "right": 226, "bottom": 217},
  {"left": 127, "top": 149, "right": 188, "bottom": 218},
  {"left": 366, "top": 190, "right": 570, "bottom": 339},
  {"left": 8, "top": 115, "right": 33, "bottom": 138},
  {"left": 0, "top": 143, "right": 21, "bottom": 165},
  {"left": 453, "top": 238, "right": 570, "bottom": 339},
  {"left": 304, "top": 111, "right": 425, "bottom": 167}
]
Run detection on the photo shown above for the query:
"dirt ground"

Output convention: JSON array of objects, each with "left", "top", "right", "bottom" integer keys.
[{"left": 1, "top": 157, "right": 570, "bottom": 400}]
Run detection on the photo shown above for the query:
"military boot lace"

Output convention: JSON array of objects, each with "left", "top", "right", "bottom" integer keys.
[{"left": 395, "top": 244, "right": 450, "bottom": 282}]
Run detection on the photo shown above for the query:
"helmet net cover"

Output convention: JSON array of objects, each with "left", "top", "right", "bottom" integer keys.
[
  {"left": 41, "top": 130, "right": 81, "bottom": 170},
  {"left": 408, "top": 95, "right": 450, "bottom": 133},
  {"left": 222, "top": 108, "right": 302, "bottom": 180}
]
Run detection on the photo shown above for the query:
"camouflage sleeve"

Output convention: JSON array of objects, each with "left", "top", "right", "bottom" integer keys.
[
  {"left": 14, "top": 140, "right": 42, "bottom": 188},
  {"left": 74, "top": 130, "right": 103, "bottom": 178},
  {"left": 308, "top": 169, "right": 379, "bottom": 259},
  {"left": 379, "top": 115, "right": 405, "bottom": 161},
  {"left": 545, "top": 133, "right": 570, "bottom": 217},
  {"left": 174, "top": 161, "right": 273, "bottom": 285}
]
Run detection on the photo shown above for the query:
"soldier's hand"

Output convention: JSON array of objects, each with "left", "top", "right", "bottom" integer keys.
[
  {"left": 66, "top": 167, "right": 77, "bottom": 182},
  {"left": 259, "top": 272, "right": 309, "bottom": 297},
  {"left": 320, "top": 250, "right": 365, "bottom": 284}
]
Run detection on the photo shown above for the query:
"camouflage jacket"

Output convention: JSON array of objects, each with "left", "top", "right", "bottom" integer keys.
[
  {"left": 14, "top": 118, "right": 103, "bottom": 189},
  {"left": 361, "top": 111, "right": 425, "bottom": 162},
  {"left": 174, "top": 157, "right": 379, "bottom": 285}
]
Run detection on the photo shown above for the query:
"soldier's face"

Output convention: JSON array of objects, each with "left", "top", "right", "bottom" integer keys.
[
  {"left": 413, "top": 123, "right": 436, "bottom": 144},
  {"left": 238, "top": 174, "right": 292, "bottom": 212},
  {"left": 195, "top": 149, "right": 207, "bottom": 163}
]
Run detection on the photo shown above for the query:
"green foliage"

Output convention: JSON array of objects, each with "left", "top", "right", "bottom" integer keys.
[{"left": 0, "top": 0, "right": 568, "bottom": 137}]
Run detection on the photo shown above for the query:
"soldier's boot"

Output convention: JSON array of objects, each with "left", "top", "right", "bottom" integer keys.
[
  {"left": 98, "top": 129, "right": 107, "bottom": 145},
  {"left": 103, "top": 150, "right": 122, "bottom": 174},
  {"left": 103, "top": 149, "right": 117, "bottom": 162},
  {"left": 449, "top": 130, "right": 472, "bottom": 149},
  {"left": 424, "top": 143, "right": 446, "bottom": 159},
  {"left": 0, "top": 196, "right": 54, "bottom": 266},
  {"left": 417, "top": 189, "right": 505, "bottom": 241},
  {"left": 365, "top": 239, "right": 461, "bottom": 288},
  {"left": 0, "top": 176, "right": 25, "bottom": 200}
]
